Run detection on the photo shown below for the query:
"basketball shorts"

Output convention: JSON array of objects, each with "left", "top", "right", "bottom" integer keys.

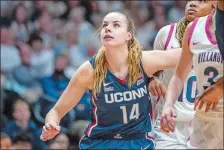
[
  {"left": 153, "top": 120, "right": 192, "bottom": 149},
  {"left": 79, "top": 134, "right": 155, "bottom": 149},
  {"left": 187, "top": 115, "right": 223, "bottom": 149}
]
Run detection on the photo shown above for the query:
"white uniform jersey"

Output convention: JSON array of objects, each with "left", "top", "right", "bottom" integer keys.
[
  {"left": 189, "top": 15, "right": 223, "bottom": 121},
  {"left": 153, "top": 23, "right": 197, "bottom": 122}
]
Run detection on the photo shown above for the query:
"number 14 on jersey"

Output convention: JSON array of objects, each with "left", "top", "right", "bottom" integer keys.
[{"left": 120, "top": 103, "right": 139, "bottom": 124}]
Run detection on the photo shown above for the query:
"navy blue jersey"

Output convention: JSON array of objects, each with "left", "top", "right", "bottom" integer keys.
[{"left": 85, "top": 56, "right": 152, "bottom": 139}]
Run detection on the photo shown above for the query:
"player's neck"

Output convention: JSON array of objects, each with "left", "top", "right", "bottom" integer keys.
[{"left": 105, "top": 47, "right": 128, "bottom": 73}]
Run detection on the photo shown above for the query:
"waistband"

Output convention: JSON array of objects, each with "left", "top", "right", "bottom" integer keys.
[{"left": 90, "top": 133, "right": 146, "bottom": 140}]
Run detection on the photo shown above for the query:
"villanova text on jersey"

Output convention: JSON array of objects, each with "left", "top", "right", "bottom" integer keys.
[
  {"left": 198, "top": 51, "right": 223, "bottom": 64},
  {"left": 85, "top": 56, "right": 153, "bottom": 139}
]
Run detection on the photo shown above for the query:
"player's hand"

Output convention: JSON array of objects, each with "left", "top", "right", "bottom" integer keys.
[
  {"left": 160, "top": 104, "right": 176, "bottom": 133},
  {"left": 40, "top": 123, "right": 61, "bottom": 141},
  {"left": 194, "top": 88, "right": 223, "bottom": 112},
  {"left": 148, "top": 77, "right": 166, "bottom": 97}
]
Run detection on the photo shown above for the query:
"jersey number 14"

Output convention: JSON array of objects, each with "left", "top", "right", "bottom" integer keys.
[{"left": 120, "top": 103, "right": 139, "bottom": 124}]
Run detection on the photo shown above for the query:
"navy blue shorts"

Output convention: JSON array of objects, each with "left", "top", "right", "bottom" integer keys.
[{"left": 79, "top": 134, "right": 155, "bottom": 149}]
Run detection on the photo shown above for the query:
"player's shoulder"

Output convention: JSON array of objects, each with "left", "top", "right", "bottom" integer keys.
[
  {"left": 154, "top": 23, "right": 177, "bottom": 50},
  {"left": 77, "top": 61, "right": 94, "bottom": 77},
  {"left": 154, "top": 23, "right": 177, "bottom": 44},
  {"left": 185, "top": 15, "right": 208, "bottom": 34},
  {"left": 157, "top": 23, "right": 176, "bottom": 37},
  {"left": 199, "top": 15, "right": 209, "bottom": 21},
  {"left": 188, "top": 15, "right": 209, "bottom": 29},
  {"left": 72, "top": 61, "right": 94, "bottom": 81}
]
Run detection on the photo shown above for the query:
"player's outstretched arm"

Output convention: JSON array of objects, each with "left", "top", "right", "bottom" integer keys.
[
  {"left": 160, "top": 22, "right": 193, "bottom": 133},
  {"left": 195, "top": 77, "right": 223, "bottom": 112},
  {"left": 40, "top": 61, "right": 93, "bottom": 141},
  {"left": 142, "top": 48, "right": 181, "bottom": 77}
]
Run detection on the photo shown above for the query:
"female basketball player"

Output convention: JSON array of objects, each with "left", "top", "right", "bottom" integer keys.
[
  {"left": 39, "top": 11, "right": 182, "bottom": 149},
  {"left": 150, "top": 1, "right": 217, "bottom": 149},
  {"left": 160, "top": 4, "right": 223, "bottom": 149}
]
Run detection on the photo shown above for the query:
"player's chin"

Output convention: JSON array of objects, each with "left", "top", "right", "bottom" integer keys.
[
  {"left": 185, "top": 14, "right": 197, "bottom": 22},
  {"left": 102, "top": 42, "right": 117, "bottom": 48}
]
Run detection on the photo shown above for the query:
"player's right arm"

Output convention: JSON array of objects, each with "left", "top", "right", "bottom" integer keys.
[
  {"left": 40, "top": 61, "right": 94, "bottom": 141},
  {"left": 160, "top": 22, "right": 193, "bottom": 133}
]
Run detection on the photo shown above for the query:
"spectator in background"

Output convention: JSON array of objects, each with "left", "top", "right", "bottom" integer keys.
[
  {"left": 1, "top": 1, "right": 13, "bottom": 18},
  {"left": 61, "top": 0, "right": 81, "bottom": 21},
  {"left": 0, "top": 70, "right": 9, "bottom": 131},
  {"left": 1, "top": 132, "right": 12, "bottom": 149},
  {"left": 28, "top": 32, "right": 54, "bottom": 78},
  {"left": 0, "top": 25, "right": 21, "bottom": 73},
  {"left": 11, "top": 3, "right": 34, "bottom": 42},
  {"left": 66, "top": 7, "right": 98, "bottom": 50},
  {"left": 47, "top": 1, "right": 67, "bottom": 19},
  {"left": 1, "top": 70, "right": 7, "bottom": 111},
  {"left": 8, "top": 43, "right": 43, "bottom": 104},
  {"left": 66, "top": 27, "right": 89, "bottom": 74},
  {"left": 167, "top": 1, "right": 186, "bottom": 23},
  {"left": 30, "top": 1, "right": 48, "bottom": 22},
  {"left": 135, "top": 6, "right": 154, "bottom": 49},
  {"left": 3, "top": 99, "right": 45, "bottom": 150},
  {"left": 97, "top": 1, "right": 124, "bottom": 14},
  {"left": 149, "top": 3, "right": 167, "bottom": 48},
  {"left": 52, "top": 17, "right": 68, "bottom": 57},
  {"left": 41, "top": 53, "right": 70, "bottom": 100},
  {"left": 38, "top": 11, "right": 56, "bottom": 49},
  {"left": 91, "top": 10, "right": 104, "bottom": 29},
  {"left": 11, "top": 132, "right": 32, "bottom": 149}
]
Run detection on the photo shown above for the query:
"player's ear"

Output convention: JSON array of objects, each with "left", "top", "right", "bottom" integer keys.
[{"left": 126, "top": 32, "right": 132, "bottom": 41}]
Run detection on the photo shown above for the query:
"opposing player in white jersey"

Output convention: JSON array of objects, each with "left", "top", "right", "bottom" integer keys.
[
  {"left": 160, "top": 2, "right": 223, "bottom": 149},
  {"left": 150, "top": 1, "right": 217, "bottom": 149}
]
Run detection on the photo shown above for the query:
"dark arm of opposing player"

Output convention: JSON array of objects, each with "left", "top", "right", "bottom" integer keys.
[
  {"left": 195, "top": 77, "right": 223, "bottom": 112},
  {"left": 215, "top": 0, "right": 224, "bottom": 59}
]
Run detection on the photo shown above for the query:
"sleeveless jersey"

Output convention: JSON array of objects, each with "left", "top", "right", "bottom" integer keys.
[
  {"left": 189, "top": 14, "right": 223, "bottom": 121},
  {"left": 154, "top": 23, "right": 197, "bottom": 122},
  {"left": 84, "top": 56, "right": 153, "bottom": 139}
]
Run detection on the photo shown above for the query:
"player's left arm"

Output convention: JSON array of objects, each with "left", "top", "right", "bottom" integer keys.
[{"left": 195, "top": 77, "right": 223, "bottom": 112}]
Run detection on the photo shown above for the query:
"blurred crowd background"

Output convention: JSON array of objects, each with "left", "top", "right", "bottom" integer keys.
[{"left": 1, "top": 0, "right": 187, "bottom": 149}]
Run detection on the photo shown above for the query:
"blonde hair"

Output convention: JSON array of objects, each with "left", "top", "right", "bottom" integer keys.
[
  {"left": 93, "top": 11, "right": 142, "bottom": 94},
  {"left": 175, "top": 17, "right": 190, "bottom": 47}
]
